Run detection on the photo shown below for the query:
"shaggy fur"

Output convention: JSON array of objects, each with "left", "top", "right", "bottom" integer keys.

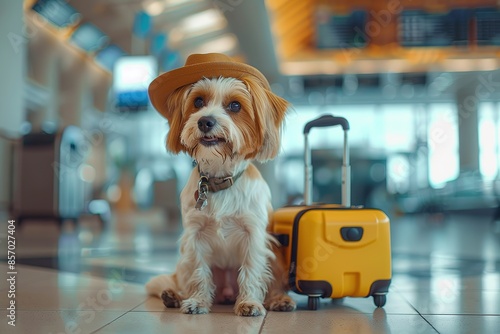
[{"left": 146, "top": 76, "right": 296, "bottom": 316}]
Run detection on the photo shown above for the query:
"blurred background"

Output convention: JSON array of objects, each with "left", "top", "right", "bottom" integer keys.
[{"left": 1, "top": 0, "right": 500, "bottom": 230}]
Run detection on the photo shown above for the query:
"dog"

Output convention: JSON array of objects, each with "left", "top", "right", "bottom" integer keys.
[{"left": 145, "top": 53, "right": 296, "bottom": 316}]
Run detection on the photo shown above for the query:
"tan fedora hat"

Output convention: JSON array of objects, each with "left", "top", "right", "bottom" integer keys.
[{"left": 148, "top": 53, "right": 271, "bottom": 117}]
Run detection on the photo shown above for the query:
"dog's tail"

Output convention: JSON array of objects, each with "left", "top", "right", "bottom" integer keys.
[{"left": 145, "top": 274, "right": 177, "bottom": 298}]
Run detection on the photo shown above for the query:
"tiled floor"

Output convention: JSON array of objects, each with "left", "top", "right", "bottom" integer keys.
[{"left": 0, "top": 209, "right": 499, "bottom": 333}]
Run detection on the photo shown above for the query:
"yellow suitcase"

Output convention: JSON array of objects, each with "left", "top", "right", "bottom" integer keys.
[{"left": 272, "top": 115, "right": 392, "bottom": 310}]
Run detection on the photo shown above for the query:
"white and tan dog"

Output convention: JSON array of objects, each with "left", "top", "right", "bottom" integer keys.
[{"left": 146, "top": 53, "right": 295, "bottom": 316}]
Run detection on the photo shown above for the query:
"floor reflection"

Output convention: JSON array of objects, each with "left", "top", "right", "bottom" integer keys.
[{"left": 1, "top": 209, "right": 499, "bottom": 333}]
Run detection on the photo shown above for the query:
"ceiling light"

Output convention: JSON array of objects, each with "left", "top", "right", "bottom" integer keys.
[
  {"left": 169, "top": 8, "right": 228, "bottom": 45},
  {"left": 32, "top": 0, "right": 80, "bottom": 28},
  {"left": 70, "top": 23, "right": 109, "bottom": 53},
  {"left": 191, "top": 34, "right": 237, "bottom": 54},
  {"left": 144, "top": 0, "right": 197, "bottom": 16},
  {"left": 95, "top": 45, "right": 126, "bottom": 71},
  {"left": 178, "top": 9, "right": 226, "bottom": 35},
  {"left": 144, "top": 1, "right": 165, "bottom": 16},
  {"left": 164, "top": 0, "right": 194, "bottom": 7}
]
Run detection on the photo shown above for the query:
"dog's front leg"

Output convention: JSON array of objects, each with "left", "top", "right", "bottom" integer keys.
[
  {"left": 233, "top": 218, "right": 273, "bottom": 317},
  {"left": 177, "top": 221, "right": 216, "bottom": 314}
]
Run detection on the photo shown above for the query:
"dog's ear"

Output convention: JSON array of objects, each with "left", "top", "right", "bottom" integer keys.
[
  {"left": 160, "top": 86, "right": 189, "bottom": 154},
  {"left": 242, "top": 76, "right": 289, "bottom": 162}
]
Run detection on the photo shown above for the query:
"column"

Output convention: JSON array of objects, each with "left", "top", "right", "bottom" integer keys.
[
  {"left": 0, "top": 0, "right": 25, "bottom": 136},
  {"left": 0, "top": 0, "right": 25, "bottom": 210},
  {"left": 456, "top": 85, "right": 480, "bottom": 175},
  {"left": 26, "top": 18, "right": 60, "bottom": 131}
]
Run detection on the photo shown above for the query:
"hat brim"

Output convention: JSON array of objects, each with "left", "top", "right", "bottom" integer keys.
[{"left": 148, "top": 61, "right": 270, "bottom": 118}]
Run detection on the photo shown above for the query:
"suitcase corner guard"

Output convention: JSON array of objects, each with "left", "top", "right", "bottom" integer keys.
[
  {"left": 297, "top": 280, "right": 332, "bottom": 298},
  {"left": 367, "top": 279, "right": 392, "bottom": 297}
]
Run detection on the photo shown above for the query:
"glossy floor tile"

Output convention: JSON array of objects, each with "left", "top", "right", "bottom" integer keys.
[{"left": 0, "top": 209, "right": 499, "bottom": 333}]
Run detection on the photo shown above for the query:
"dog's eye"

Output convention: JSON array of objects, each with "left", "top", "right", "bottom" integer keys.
[
  {"left": 194, "top": 97, "right": 204, "bottom": 108},
  {"left": 228, "top": 101, "right": 241, "bottom": 113}
]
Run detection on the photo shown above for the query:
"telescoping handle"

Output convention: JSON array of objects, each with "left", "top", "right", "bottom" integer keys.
[{"left": 303, "top": 114, "right": 351, "bottom": 207}]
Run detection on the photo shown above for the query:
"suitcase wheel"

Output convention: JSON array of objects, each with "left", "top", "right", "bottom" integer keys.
[
  {"left": 373, "top": 294, "right": 387, "bottom": 308},
  {"left": 307, "top": 296, "right": 320, "bottom": 310}
]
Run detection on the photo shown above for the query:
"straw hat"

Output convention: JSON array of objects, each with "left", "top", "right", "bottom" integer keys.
[{"left": 148, "top": 53, "right": 271, "bottom": 117}]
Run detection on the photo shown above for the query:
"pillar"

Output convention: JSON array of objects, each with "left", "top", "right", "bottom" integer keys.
[
  {"left": 26, "top": 17, "right": 60, "bottom": 131},
  {"left": 0, "top": 0, "right": 25, "bottom": 136},
  {"left": 456, "top": 84, "right": 480, "bottom": 174},
  {"left": 0, "top": 0, "right": 25, "bottom": 210}
]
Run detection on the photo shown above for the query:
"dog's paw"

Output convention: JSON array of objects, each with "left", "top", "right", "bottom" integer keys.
[
  {"left": 266, "top": 295, "right": 296, "bottom": 312},
  {"left": 235, "top": 301, "right": 266, "bottom": 317},
  {"left": 161, "top": 289, "right": 181, "bottom": 308},
  {"left": 180, "top": 298, "right": 210, "bottom": 314}
]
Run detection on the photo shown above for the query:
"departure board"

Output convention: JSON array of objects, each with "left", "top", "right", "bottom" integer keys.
[
  {"left": 399, "top": 9, "right": 471, "bottom": 47},
  {"left": 476, "top": 8, "right": 500, "bottom": 45},
  {"left": 316, "top": 10, "right": 368, "bottom": 49}
]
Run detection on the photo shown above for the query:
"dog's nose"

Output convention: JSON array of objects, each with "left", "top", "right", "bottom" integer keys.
[{"left": 197, "top": 116, "right": 216, "bottom": 133}]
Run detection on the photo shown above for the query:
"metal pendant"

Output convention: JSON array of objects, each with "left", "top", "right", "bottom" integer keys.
[
  {"left": 195, "top": 176, "right": 209, "bottom": 210},
  {"left": 195, "top": 191, "right": 208, "bottom": 210}
]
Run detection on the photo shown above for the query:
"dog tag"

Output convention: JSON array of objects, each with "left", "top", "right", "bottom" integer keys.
[
  {"left": 195, "top": 175, "right": 209, "bottom": 210},
  {"left": 195, "top": 191, "right": 208, "bottom": 210}
]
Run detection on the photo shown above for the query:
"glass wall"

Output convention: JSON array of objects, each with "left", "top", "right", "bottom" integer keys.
[
  {"left": 279, "top": 102, "right": 500, "bottom": 205},
  {"left": 427, "top": 103, "right": 459, "bottom": 188},
  {"left": 479, "top": 102, "right": 499, "bottom": 182}
]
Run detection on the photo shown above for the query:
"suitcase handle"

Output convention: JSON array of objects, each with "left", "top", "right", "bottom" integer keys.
[
  {"left": 304, "top": 114, "right": 350, "bottom": 134},
  {"left": 304, "top": 115, "right": 351, "bottom": 207}
]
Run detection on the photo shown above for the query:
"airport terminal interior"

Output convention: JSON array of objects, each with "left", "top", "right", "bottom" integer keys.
[{"left": 1, "top": 0, "right": 500, "bottom": 333}]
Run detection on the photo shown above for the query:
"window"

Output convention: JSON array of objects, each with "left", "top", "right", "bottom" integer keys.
[
  {"left": 427, "top": 103, "right": 459, "bottom": 188},
  {"left": 379, "top": 104, "right": 416, "bottom": 152},
  {"left": 281, "top": 105, "right": 378, "bottom": 155},
  {"left": 479, "top": 102, "right": 498, "bottom": 181}
]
